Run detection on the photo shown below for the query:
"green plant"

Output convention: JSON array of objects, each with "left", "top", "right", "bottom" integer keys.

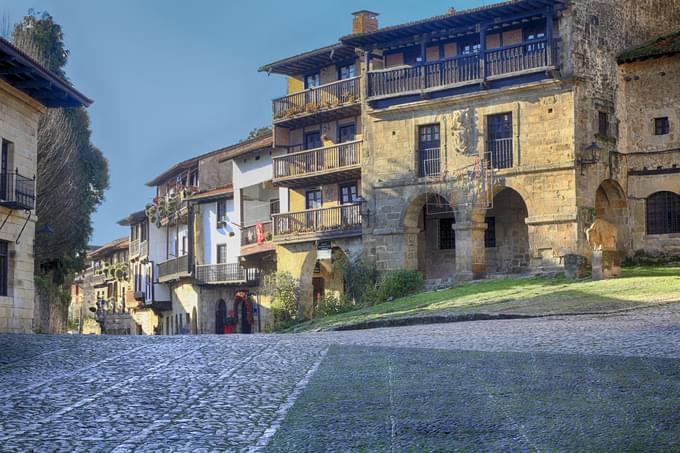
[
  {"left": 260, "top": 271, "right": 300, "bottom": 330},
  {"left": 317, "top": 294, "right": 355, "bottom": 317},
  {"left": 339, "top": 258, "right": 379, "bottom": 307},
  {"left": 375, "top": 269, "right": 424, "bottom": 304}
]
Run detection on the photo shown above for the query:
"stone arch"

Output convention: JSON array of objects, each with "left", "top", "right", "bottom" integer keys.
[
  {"left": 595, "top": 179, "right": 628, "bottom": 250},
  {"left": 401, "top": 191, "right": 456, "bottom": 281},
  {"left": 485, "top": 187, "right": 530, "bottom": 273}
]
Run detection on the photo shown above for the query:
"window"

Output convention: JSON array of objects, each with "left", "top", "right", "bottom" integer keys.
[
  {"left": 459, "top": 37, "right": 481, "bottom": 55},
  {"left": 188, "top": 169, "right": 198, "bottom": 188},
  {"left": 338, "top": 124, "right": 356, "bottom": 143},
  {"left": 304, "top": 73, "right": 320, "bottom": 89},
  {"left": 524, "top": 22, "right": 546, "bottom": 52},
  {"left": 216, "top": 199, "right": 227, "bottom": 227},
  {"left": 216, "top": 244, "right": 227, "bottom": 264},
  {"left": 1, "top": 140, "right": 11, "bottom": 200},
  {"left": 439, "top": 218, "right": 455, "bottom": 249},
  {"left": 305, "top": 189, "right": 322, "bottom": 210},
  {"left": 270, "top": 199, "right": 280, "bottom": 216},
  {"left": 487, "top": 113, "right": 513, "bottom": 168},
  {"left": 304, "top": 132, "right": 322, "bottom": 150},
  {"left": 598, "top": 112, "right": 609, "bottom": 137},
  {"left": 340, "top": 183, "right": 359, "bottom": 205},
  {"left": 337, "top": 63, "right": 356, "bottom": 80},
  {"left": 418, "top": 124, "right": 441, "bottom": 177},
  {"left": 485, "top": 217, "right": 496, "bottom": 248},
  {"left": 646, "top": 191, "right": 680, "bottom": 235},
  {"left": 181, "top": 236, "right": 187, "bottom": 256},
  {"left": 0, "top": 241, "right": 7, "bottom": 296},
  {"left": 655, "top": 117, "right": 670, "bottom": 136}
]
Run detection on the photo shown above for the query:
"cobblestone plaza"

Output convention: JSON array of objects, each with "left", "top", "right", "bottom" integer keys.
[{"left": 1, "top": 305, "right": 679, "bottom": 451}]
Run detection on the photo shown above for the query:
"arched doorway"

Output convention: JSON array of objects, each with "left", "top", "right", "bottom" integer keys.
[
  {"left": 403, "top": 193, "right": 456, "bottom": 281},
  {"left": 485, "top": 188, "right": 529, "bottom": 274},
  {"left": 215, "top": 299, "right": 227, "bottom": 334},
  {"left": 312, "top": 247, "right": 349, "bottom": 315},
  {"left": 191, "top": 306, "right": 198, "bottom": 334},
  {"left": 595, "top": 179, "right": 628, "bottom": 249}
]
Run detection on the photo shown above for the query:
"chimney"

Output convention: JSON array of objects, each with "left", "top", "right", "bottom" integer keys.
[
  {"left": 352, "top": 10, "right": 379, "bottom": 34},
  {"left": 447, "top": 7, "right": 457, "bottom": 15}
]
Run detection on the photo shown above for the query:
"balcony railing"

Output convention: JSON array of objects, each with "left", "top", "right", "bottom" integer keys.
[
  {"left": 272, "top": 204, "right": 362, "bottom": 239},
  {"left": 487, "top": 138, "right": 513, "bottom": 169},
  {"left": 157, "top": 255, "right": 190, "bottom": 281},
  {"left": 273, "top": 140, "right": 362, "bottom": 183},
  {"left": 418, "top": 147, "right": 441, "bottom": 177},
  {"left": 129, "top": 239, "right": 140, "bottom": 258},
  {"left": 0, "top": 171, "right": 35, "bottom": 211},
  {"left": 195, "top": 263, "right": 260, "bottom": 285},
  {"left": 241, "top": 221, "right": 272, "bottom": 247},
  {"left": 140, "top": 240, "right": 149, "bottom": 258},
  {"left": 367, "top": 39, "right": 557, "bottom": 99},
  {"left": 272, "top": 77, "right": 360, "bottom": 123}
]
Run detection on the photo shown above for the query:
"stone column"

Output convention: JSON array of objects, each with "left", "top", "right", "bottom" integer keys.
[{"left": 453, "top": 220, "right": 487, "bottom": 280}]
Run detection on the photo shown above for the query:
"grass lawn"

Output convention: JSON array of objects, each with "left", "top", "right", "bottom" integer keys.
[
  {"left": 266, "top": 345, "right": 680, "bottom": 452},
  {"left": 287, "top": 266, "right": 680, "bottom": 333}
]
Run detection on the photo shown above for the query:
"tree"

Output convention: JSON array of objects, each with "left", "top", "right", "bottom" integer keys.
[
  {"left": 244, "top": 126, "right": 271, "bottom": 141},
  {"left": 12, "top": 12, "right": 109, "bottom": 292}
]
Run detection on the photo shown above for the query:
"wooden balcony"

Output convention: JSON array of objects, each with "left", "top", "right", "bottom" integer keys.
[
  {"left": 273, "top": 140, "right": 362, "bottom": 187},
  {"left": 272, "top": 204, "right": 362, "bottom": 243},
  {"left": 272, "top": 77, "right": 361, "bottom": 129},
  {"left": 129, "top": 239, "right": 140, "bottom": 258},
  {"left": 367, "top": 39, "right": 558, "bottom": 101},
  {"left": 140, "top": 240, "right": 149, "bottom": 258},
  {"left": 195, "top": 263, "right": 260, "bottom": 285},
  {"left": 157, "top": 255, "right": 190, "bottom": 283}
]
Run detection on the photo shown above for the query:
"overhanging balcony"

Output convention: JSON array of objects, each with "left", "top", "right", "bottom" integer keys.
[
  {"left": 129, "top": 239, "right": 140, "bottom": 258},
  {"left": 240, "top": 221, "right": 275, "bottom": 257},
  {"left": 195, "top": 263, "right": 260, "bottom": 285},
  {"left": 272, "top": 204, "right": 362, "bottom": 243},
  {"left": 0, "top": 172, "right": 35, "bottom": 211},
  {"left": 157, "top": 255, "right": 190, "bottom": 283},
  {"left": 367, "top": 39, "right": 558, "bottom": 102},
  {"left": 273, "top": 140, "right": 362, "bottom": 187},
  {"left": 272, "top": 77, "right": 361, "bottom": 129}
]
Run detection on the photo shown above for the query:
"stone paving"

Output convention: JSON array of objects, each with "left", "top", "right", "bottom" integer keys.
[{"left": 0, "top": 304, "right": 679, "bottom": 451}]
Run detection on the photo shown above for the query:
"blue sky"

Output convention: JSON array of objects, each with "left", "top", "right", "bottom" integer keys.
[{"left": 3, "top": 0, "right": 485, "bottom": 245}]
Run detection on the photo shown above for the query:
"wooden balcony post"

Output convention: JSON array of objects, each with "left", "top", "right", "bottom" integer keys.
[
  {"left": 479, "top": 24, "right": 487, "bottom": 83},
  {"left": 546, "top": 7, "right": 554, "bottom": 66}
]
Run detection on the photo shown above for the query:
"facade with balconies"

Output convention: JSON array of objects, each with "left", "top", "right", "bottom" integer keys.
[{"left": 346, "top": 0, "right": 680, "bottom": 282}]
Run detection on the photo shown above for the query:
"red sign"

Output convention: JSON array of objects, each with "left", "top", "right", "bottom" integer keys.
[{"left": 255, "top": 223, "right": 265, "bottom": 245}]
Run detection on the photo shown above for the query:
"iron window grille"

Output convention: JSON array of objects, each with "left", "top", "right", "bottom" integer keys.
[
  {"left": 418, "top": 124, "right": 441, "bottom": 177},
  {"left": 646, "top": 191, "right": 680, "bottom": 235},
  {"left": 487, "top": 113, "right": 513, "bottom": 169},
  {"left": 598, "top": 111, "right": 609, "bottom": 137}
]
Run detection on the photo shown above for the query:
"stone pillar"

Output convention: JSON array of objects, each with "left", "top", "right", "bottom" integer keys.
[{"left": 453, "top": 220, "right": 487, "bottom": 280}]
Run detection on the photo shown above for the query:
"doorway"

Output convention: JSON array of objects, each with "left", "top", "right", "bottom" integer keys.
[{"left": 215, "top": 299, "right": 227, "bottom": 334}]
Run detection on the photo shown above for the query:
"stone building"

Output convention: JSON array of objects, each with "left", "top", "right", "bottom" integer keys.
[
  {"left": 615, "top": 30, "right": 680, "bottom": 256},
  {"left": 0, "top": 37, "right": 91, "bottom": 333},
  {"left": 261, "top": 1, "right": 680, "bottom": 311}
]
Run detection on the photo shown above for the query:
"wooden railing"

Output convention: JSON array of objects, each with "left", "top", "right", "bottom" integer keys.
[
  {"left": 195, "top": 263, "right": 259, "bottom": 284},
  {"left": 157, "top": 255, "right": 190, "bottom": 280},
  {"left": 129, "top": 239, "right": 140, "bottom": 258},
  {"left": 273, "top": 140, "right": 362, "bottom": 180},
  {"left": 140, "top": 240, "right": 149, "bottom": 258},
  {"left": 272, "top": 204, "right": 362, "bottom": 238},
  {"left": 241, "top": 221, "right": 272, "bottom": 246},
  {"left": 368, "top": 39, "right": 556, "bottom": 98},
  {"left": 272, "top": 77, "right": 360, "bottom": 121}
]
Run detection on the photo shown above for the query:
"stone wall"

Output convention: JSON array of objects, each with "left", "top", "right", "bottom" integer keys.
[{"left": 0, "top": 80, "right": 42, "bottom": 333}]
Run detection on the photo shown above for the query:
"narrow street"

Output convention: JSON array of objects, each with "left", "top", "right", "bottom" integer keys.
[{"left": 1, "top": 305, "right": 679, "bottom": 451}]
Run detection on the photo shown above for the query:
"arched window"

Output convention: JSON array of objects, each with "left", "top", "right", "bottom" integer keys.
[{"left": 646, "top": 191, "right": 680, "bottom": 234}]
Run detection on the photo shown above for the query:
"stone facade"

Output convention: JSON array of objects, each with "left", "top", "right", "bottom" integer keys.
[{"left": 0, "top": 80, "right": 42, "bottom": 333}]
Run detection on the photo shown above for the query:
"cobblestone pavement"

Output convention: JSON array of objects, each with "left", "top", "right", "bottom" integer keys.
[{"left": 0, "top": 304, "right": 679, "bottom": 451}]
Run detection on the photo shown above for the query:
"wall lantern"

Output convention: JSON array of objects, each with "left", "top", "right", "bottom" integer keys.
[
  {"left": 577, "top": 142, "right": 602, "bottom": 175},
  {"left": 355, "top": 195, "right": 371, "bottom": 227}
]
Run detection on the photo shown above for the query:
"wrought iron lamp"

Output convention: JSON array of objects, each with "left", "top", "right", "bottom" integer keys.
[
  {"left": 577, "top": 142, "right": 602, "bottom": 175},
  {"left": 356, "top": 195, "right": 371, "bottom": 227}
]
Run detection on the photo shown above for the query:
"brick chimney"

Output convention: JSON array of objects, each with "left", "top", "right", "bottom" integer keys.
[
  {"left": 447, "top": 7, "right": 457, "bottom": 15},
  {"left": 352, "top": 10, "right": 379, "bottom": 34}
]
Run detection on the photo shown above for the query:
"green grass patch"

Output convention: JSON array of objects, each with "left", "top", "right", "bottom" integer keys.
[{"left": 286, "top": 266, "right": 680, "bottom": 332}]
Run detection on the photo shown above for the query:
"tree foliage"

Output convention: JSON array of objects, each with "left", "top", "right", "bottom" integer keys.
[
  {"left": 12, "top": 11, "right": 109, "bottom": 284},
  {"left": 244, "top": 126, "right": 271, "bottom": 141}
]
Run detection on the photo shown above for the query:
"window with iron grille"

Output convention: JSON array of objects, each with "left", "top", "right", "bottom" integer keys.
[
  {"left": 655, "top": 117, "right": 670, "bottom": 136},
  {"left": 439, "top": 218, "right": 455, "bottom": 249},
  {"left": 269, "top": 199, "right": 280, "bottom": 216},
  {"left": 646, "top": 191, "right": 680, "bottom": 235},
  {"left": 485, "top": 217, "right": 496, "bottom": 248},
  {"left": 0, "top": 241, "right": 7, "bottom": 296},
  {"left": 487, "top": 113, "right": 513, "bottom": 169},
  {"left": 418, "top": 124, "right": 441, "bottom": 177},
  {"left": 598, "top": 111, "right": 609, "bottom": 137}
]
